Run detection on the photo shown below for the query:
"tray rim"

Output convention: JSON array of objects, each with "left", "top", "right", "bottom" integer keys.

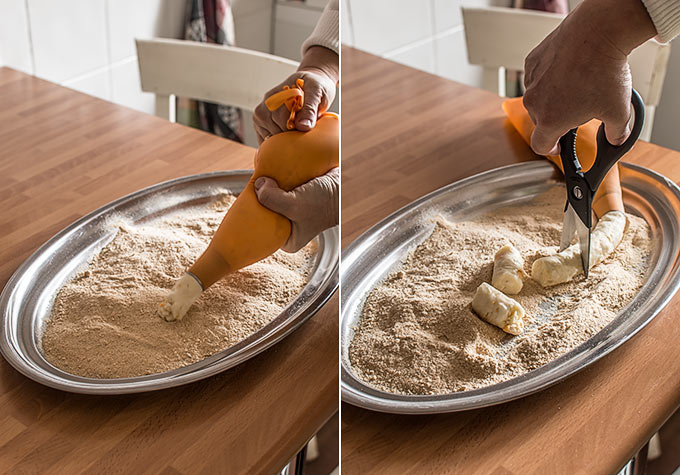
[
  {"left": 0, "top": 170, "right": 339, "bottom": 394},
  {"left": 340, "top": 161, "right": 680, "bottom": 414}
]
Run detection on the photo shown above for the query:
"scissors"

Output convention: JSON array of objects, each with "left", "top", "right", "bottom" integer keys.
[{"left": 558, "top": 88, "right": 645, "bottom": 278}]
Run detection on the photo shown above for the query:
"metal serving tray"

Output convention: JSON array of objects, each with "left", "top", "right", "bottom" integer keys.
[
  {"left": 341, "top": 161, "right": 680, "bottom": 414},
  {"left": 0, "top": 171, "right": 339, "bottom": 394}
]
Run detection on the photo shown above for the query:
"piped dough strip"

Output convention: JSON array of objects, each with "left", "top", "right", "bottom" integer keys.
[
  {"left": 532, "top": 210, "right": 627, "bottom": 287},
  {"left": 492, "top": 243, "right": 524, "bottom": 294},
  {"left": 157, "top": 273, "right": 203, "bottom": 322},
  {"left": 471, "top": 282, "right": 526, "bottom": 335}
]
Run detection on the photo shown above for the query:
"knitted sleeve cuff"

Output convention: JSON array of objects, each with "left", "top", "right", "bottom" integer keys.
[
  {"left": 642, "top": 0, "right": 680, "bottom": 42},
  {"left": 301, "top": 0, "right": 340, "bottom": 56}
]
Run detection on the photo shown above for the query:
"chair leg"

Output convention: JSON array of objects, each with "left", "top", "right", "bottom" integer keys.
[
  {"left": 482, "top": 67, "right": 506, "bottom": 97},
  {"left": 155, "top": 94, "right": 176, "bottom": 122}
]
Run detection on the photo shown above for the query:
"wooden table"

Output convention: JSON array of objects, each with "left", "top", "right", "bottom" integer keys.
[
  {"left": 0, "top": 67, "right": 338, "bottom": 474},
  {"left": 341, "top": 47, "right": 680, "bottom": 474}
]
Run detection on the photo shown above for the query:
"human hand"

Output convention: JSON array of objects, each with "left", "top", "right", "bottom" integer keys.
[
  {"left": 522, "top": 0, "right": 656, "bottom": 155},
  {"left": 253, "top": 167, "right": 339, "bottom": 252},
  {"left": 253, "top": 46, "right": 338, "bottom": 144}
]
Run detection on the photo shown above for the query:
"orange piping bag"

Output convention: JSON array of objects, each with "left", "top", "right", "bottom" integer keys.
[{"left": 188, "top": 80, "right": 339, "bottom": 289}]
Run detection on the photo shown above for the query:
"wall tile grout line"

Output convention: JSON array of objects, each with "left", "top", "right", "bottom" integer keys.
[
  {"left": 104, "top": 0, "right": 113, "bottom": 100},
  {"left": 343, "top": 0, "right": 356, "bottom": 46},
  {"left": 382, "top": 35, "right": 436, "bottom": 59},
  {"left": 429, "top": 0, "right": 439, "bottom": 76},
  {"left": 60, "top": 56, "right": 137, "bottom": 87},
  {"left": 381, "top": 22, "right": 464, "bottom": 61},
  {"left": 24, "top": 0, "right": 36, "bottom": 75}
]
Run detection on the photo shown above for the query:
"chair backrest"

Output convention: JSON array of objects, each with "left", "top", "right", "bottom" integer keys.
[
  {"left": 462, "top": 6, "right": 671, "bottom": 140},
  {"left": 136, "top": 38, "right": 299, "bottom": 121}
]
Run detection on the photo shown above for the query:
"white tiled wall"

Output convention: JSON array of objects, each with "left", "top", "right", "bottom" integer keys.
[
  {"left": 107, "top": 0, "right": 186, "bottom": 62},
  {"left": 232, "top": 0, "right": 274, "bottom": 54},
  {"left": 0, "top": 0, "right": 327, "bottom": 147},
  {"left": 110, "top": 57, "right": 156, "bottom": 112},
  {"left": 273, "top": 1, "right": 322, "bottom": 61},
  {"left": 0, "top": 0, "right": 185, "bottom": 114},
  {"left": 651, "top": 44, "right": 680, "bottom": 151},
  {"left": 340, "top": 0, "right": 354, "bottom": 46},
  {"left": 0, "top": 0, "right": 33, "bottom": 74},
  {"left": 28, "top": 0, "right": 110, "bottom": 82},
  {"left": 0, "top": 0, "right": 303, "bottom": 115},
  {"left": 342, "top": 0, "right": 512, "bottom": 88},
  {"left": 350, "top": 0, "right": 433, "bottom": 55},
  {"left": 434, "top": 28, "right": 484, "bottom": 87},
  {"left": 62, "top": 68, "right": 111, "bottom": 101},
  {"left": 343, "top": 0, "right": 679, "bottom": 152}
]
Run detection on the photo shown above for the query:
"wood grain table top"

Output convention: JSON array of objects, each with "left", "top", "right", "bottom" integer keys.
[
  {"left": 0, "top": 67, "right": 338, "bottom": 474},
  {"left": 340, "top": 47, "right": 680, "bottom": 475}
]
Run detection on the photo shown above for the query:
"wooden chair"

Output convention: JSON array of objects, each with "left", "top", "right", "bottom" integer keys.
[
  {"left": 462, "top": 6, "right": 671, "bottom": 141},
  {"left": 135, "top": 38, "right": 299, "bottom": 122}
]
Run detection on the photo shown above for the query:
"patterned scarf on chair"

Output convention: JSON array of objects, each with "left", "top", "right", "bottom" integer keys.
[
  {"left": 522, "top": 0, "right": 568, "bottom": 13},
  {"left": 177, "top": 0, "right": 243, "bottom": 143}
]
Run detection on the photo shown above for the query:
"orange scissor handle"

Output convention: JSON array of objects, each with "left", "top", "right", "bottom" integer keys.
[
  {"left": 502, "top": 97, "right": 624, "bottom": 218},
  {"left": 265, "top": 78, "right": 305, "bottom": 130}
]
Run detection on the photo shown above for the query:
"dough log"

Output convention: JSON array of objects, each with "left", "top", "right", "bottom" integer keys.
[
  {"left": 532, "top": 210, "right": 626, "bottom": 287},
  {"left": 157, "top": 273, "right": 203, "bottom": 321},
  {"left": 492, "top": 243, "right": 524, "bottom": 294},
  {"left": 471, "top": 282, "right": 526, "bottom": 335}
]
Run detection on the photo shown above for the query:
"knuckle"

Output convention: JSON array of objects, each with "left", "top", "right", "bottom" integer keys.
[
  {"left": 253, "top": 104, "right": 267, "bottom": 121},
  {"left": 522, "top": 89, "right": 536, "bottom": 109},
  {"left": 538, "top": 108, "right": 560, "bottom": 129}
]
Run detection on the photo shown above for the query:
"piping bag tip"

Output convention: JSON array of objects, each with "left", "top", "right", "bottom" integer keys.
[{"left": 264, "top": 79, "right": 305, "bottom": 130}]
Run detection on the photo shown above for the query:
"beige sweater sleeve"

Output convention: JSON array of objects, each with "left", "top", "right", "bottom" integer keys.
[
  {"left": 642, "top": 0, "right": 680, "bottom": 42},
  {"left": 301, "top": 0, "right": 340, "bottom": 56}
]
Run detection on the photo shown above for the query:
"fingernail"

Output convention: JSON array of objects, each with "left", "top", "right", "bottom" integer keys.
[
  {"left": 254, "top": 177, "right": 265, "bottom": 190},
  {"left": 299, "top": 119, "right": 312, "bottom": 129}
]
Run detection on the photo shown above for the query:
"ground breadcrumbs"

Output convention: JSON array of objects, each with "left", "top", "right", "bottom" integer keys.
[
  {"left": 348, "top": 188, "right": 653, "bottom": 395},
  {"left": 41, "top": 194, "right": 315, "bottom": 378}
]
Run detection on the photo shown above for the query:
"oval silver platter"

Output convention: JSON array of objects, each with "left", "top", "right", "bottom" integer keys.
[
  {"left": 0, "top": 170, "right": 339, "bottom": 394},
  {"left": 341, "top": 161, "right": 680, "bottom": 414}
]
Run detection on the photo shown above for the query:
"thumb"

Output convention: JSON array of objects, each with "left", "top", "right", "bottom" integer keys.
[
  {"left": 295, "top": 83, "right": 323, "bottom": 131},
  {"left": 253, "top": 177, "right": 297, "bottom": 217},
  {"left": 530, "top": 124, "right": 561, "bottom": 156}
]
